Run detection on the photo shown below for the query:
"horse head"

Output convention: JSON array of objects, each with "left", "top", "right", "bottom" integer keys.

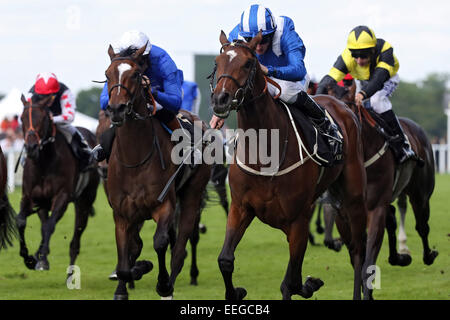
[
  {"left": 211, "top": 30, "right": 265, "bottom": 119},
  {"left": 105, "top": 43, "right": 151, "bottom": 126},
  {"left": 20, "top": 94, "right": 55, "bottom": 161},
  {"left": 326, "top": 80, "right": 357, "bottom": 113}
]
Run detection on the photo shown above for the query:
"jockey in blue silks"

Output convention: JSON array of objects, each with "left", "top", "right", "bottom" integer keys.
[
  {"left": 93, "top": 30, "right": 185, "bottom": 162},
  {"left": 181, "top": 81, "right": 201, "bottom": 115},
  {"left": 209, "top": 4, "right": 341, "bottom": 154}
]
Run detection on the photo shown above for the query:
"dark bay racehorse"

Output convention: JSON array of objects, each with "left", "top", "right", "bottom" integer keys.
[
  {"left": 104, "top": 44, "right": 211, "bottom": 299},
  {"left": 17, "top": 95, "right": 100, "bottom": 272},
  {"left": 326, "top": 82, "right": 438, "bottom": 298},
  {"left": 0, "top": 146, "right": 17, "bottom": 250},
  {"left": 212, "top": 31, "right": 369, "bottom": 300},
  {"left": 96, "top": 109, "right": 211, "bottom": 286}
]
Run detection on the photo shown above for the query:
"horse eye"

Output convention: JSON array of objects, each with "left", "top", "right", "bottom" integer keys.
[{"left": 244, "top": 60, "right": 252, "bottom": 69}]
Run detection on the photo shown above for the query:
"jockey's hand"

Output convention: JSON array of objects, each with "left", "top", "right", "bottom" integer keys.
[
  {"left": 259, "top": 64, "right": 269, "bottom": 75},
  {"left": 355, "top": 92, "right": 365, "bottom": 107},
  {"left": 210, "top": 115, "right": 225, "bottom": 130}
]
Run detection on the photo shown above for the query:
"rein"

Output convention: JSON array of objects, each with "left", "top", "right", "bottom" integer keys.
[
  {"left": 107, "top": 56, "right": 161, "bottom": 169},
  {"left": 108, "top": 56, "right": 157, "bottom": 125}
]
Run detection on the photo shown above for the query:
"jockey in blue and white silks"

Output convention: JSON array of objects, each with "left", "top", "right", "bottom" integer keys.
[
  {"left": 228, "top": 5, "right": 308, "bottom": 103},
  {"left": 99, "top": 31, "right": 183, "bottom": 114},
  {"left": 93, "top": 30, "right": 186, "bottom": 162},
  {"left": 210, "top": 4, "right": 342, "bottom": 165}
]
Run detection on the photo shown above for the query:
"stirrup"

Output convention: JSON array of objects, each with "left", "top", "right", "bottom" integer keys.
[{"left": 92, "top": 144, "right": 107, "bottom": 162}]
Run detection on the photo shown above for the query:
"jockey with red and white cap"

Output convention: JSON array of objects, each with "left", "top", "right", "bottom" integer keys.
[{"left": 26, "top": 72, "right": 92, "bottom": 171}]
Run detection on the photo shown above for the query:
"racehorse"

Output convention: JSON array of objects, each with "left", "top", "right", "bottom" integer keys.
[
  {"left": 95, "top": 109, "right": 210, "bottom": 286},
  {"left": 211, "top": 31, "right": 370, "bottom": 300},
  {"left": 0, "top": 146, "right": 17, "bottom": 251},
  {"left": 104, "top": 44, "right": 211, "bottom": 299},
  {"left": 17, "top": 94, "right": 100, "bottom": 272},
  {"left": 325, "top": 80, "right": 438, "bottom": 298}
]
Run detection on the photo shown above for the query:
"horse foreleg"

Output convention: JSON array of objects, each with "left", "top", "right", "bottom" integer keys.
[
  {"left": 113, "top": 214, "right": 133, "bottom": 300},
  {"left": 218, "top": 204, "right": 254, "bottom": 300},
  {"left": 16, "top": 197, "right": 37, "bottom": 270},
  {"left": 281, "top": 216, "right": 324, "bottom": 300},
  {"left": 69, "top": 202, "right": 90, "bottom": 268},
  {"left": 36, "top": 194, "right": 70, "bottom": 270},
  {"left": 153, "top": 200, "right": 175, "bottom": 299}
]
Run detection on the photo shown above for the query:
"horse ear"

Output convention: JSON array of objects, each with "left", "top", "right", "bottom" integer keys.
[
  {"left": 37, "top": 95, "right": 56, "bottom": 107},
  {"left": 248, "top": 31, "right": 262, "bottom": 50},
  {"left": 132, "top": 42, "right": 147, "bottom": 60},
  {"left": 219, "top": 30, "right": 229, "bottom": 46},
  {"left": 108, "top": 44, "right": 116, "bottom": 60},
  {"left": 21, "top": 94, "right": 30, "bottom": 107}
]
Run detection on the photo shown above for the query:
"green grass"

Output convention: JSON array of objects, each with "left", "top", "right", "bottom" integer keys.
[{"left": 0, "top": 175, "right": 449, "bottom": 300}]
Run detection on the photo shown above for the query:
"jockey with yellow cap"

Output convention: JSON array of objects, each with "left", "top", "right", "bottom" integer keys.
[{"left": 317, "top": 26, "right": 414, "bottom": 164}]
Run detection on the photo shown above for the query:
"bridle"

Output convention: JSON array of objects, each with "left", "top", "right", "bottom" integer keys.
[
  {"left": 23, "top": 105, "right": 56, "bottom": 150},
  {"left": 107, "top": 56, "right": 157, "bottom": 125},
  {"left": 208, "top": 41, "right": 280, "bottom": 112}
]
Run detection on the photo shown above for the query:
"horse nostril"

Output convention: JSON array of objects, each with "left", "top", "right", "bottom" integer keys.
[{"left": 218, "top": 92, "right": 230, "bottom": 105}]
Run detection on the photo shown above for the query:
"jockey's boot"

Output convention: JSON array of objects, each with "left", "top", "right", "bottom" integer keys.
[
  {"left": 92, "top": 126, "right": 116, "bottom": 162},
  {"left": 294, "top": 91, "right": 342, "bottom": 159},
  {"left": 380, "top": 110, "right": 415, "bottom": 164},
  {"left": 72, "top": 131, "right": 93, "bottom": 172}
]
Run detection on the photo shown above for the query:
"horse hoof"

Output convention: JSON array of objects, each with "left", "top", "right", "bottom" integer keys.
[
  {"left": 324, "top": 239, "right": 342, "bottom": 252},
  {"left": 389, "top": 253, "right": 412, "bottom": 267},
  {"left": 131, "top": 260, "right": 153, "bottom": 281},
  {"left": 24, "top": 256, "right": 37, "bottom": 270},
  {"left": 161, "top": 295, "right": 173, "bottom": 300},
  {"left": 423, "top": 250, "right": 438, "bottom": 265},
  {"left": 304, "top": 276, "right": 324, "bottom": 293},
  {"left": 316, "top": 225, "right": 325, "bottom": 234},
  {"left": 190, "top": 278, "right": 198, "bottom": 286},
  {"left": 235, "top": 287, "right": 247, "bottom": 300},
  {"left": 35, "top": 260, "right": 49, "bottom": 271},
  {"left": 109, "top": 270, "right": 118, "bottom": 281},
  {"left": 113, "top": 294, "right": 128, "bottom": 300},
  {"left": 199, "top": 223, "right": 207, "bottom": 234}
]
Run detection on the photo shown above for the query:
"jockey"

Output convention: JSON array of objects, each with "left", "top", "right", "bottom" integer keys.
[
  {"left": 93, "top": 30, "right": 187, "bottom": 162},
  {"left": 181, "top": 80, "right": 201, "bottom": 115},
  {"left": 26, "top": 72, "right": 92, "bottom": 171},
  {"left": 210, "top": 4, "right": 341, "bottom": 156},
  {"left": 316, "top": 25, "right": 414, "bottom": 164}
]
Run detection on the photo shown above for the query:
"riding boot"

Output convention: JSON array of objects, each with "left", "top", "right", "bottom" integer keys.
[
  {"left": 379, "top": 110, "right": 415, "bottom": 164},
  {"left": 294, "top": 91, "right": 342, "bottom": 160},
  {"left": 92, "top": 126, "right": 116, "bottom": 162},
  {"left": 72, "top": 131, "right": 93, "bottom": 171}
]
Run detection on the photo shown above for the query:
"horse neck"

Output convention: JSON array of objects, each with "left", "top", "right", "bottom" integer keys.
[
  {"left": 237, "top": 75, "right": 282, "bottom": 131},
  {"left": 360, "top": 112, "right": 385, "bottom": 156}
]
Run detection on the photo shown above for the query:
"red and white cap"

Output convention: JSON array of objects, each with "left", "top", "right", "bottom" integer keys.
[{"left": 35, "top": 72, "right": 60, "bottom": 95}]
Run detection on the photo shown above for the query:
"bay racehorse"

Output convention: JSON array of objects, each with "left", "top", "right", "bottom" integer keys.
[
  {"left": 104, "top": 44, "right": 211, "bottom": 299},
  {"left": 95, "top": 109, "right": 210, "bottom": 286},
  {"left": 211, "top": 31, "right": 370, "bottom": 300},
  {"left": 17, "top": 94, "right": 100, "bottom": 272},
  {"left": 0, "top": 145, "right": 17, "bottom": 251},
  {"left": 325, "top": 81, "right": 438, "bottom": 298}
]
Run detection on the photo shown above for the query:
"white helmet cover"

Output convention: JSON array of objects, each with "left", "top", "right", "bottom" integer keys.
[{"left": 113, "top": 30, "right": 152, "bottom": 55}]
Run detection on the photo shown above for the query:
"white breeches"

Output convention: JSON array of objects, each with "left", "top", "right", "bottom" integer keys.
[
  {"left": 356, "top": 74, "right": 400, "bottom": 114},
  {"left": 267, "top": 74, "right": 310, "bottom": 103}
]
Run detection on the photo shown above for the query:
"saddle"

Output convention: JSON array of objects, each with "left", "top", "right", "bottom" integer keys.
[{"left": 283, "top": 102, "right": 344, "bottom": 167}]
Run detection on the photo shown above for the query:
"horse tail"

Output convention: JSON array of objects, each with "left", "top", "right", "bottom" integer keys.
[{"left": 0, "top": 193, "right": 18, "bottom": 250}]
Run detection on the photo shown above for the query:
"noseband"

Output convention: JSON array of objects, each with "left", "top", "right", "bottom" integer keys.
[{"left": 108, "top": 56, "right": 156, "bottom": 125}]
